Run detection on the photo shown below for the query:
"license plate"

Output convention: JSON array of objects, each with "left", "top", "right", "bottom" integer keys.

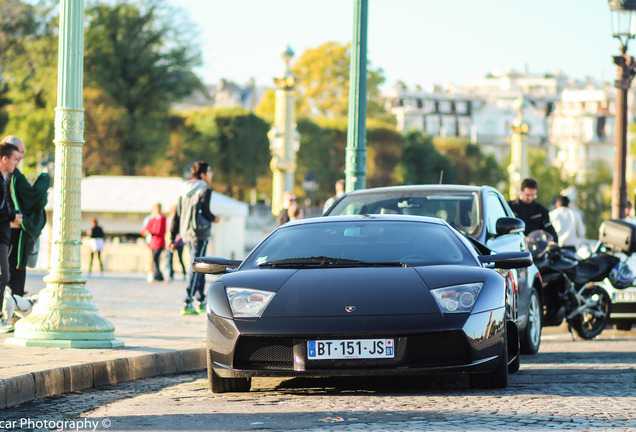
[
  {"left": 613, "top": 291, "right": 636, "bottom": 302},
  {"left": 307, "top": 339, "right": 394, "bottom": 360}
]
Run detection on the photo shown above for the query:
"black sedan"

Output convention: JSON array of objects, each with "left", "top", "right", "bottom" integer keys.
[
  {"left": 194, "top": 215, "right": 532, "bottom": 393},
  {"left": 324, "top": 185, "right": 543, "bottom": 355}
]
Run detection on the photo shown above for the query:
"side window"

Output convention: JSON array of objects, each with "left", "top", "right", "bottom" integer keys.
[{"left": 485, "top": 193, "right": 509, "bottom": 236}]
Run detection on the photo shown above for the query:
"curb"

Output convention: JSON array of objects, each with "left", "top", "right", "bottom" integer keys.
[{"left": 0, "top": 348, "right": 206, "bottom": 410}]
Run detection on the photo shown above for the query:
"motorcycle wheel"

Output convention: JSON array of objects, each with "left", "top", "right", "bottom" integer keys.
[{"left": 570, "top": 285, "right": 611, "bottom": 340}]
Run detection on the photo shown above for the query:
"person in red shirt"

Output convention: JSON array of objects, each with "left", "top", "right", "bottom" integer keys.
[{"left": 142, "top": 202, "right": 167, "bottom": 282}]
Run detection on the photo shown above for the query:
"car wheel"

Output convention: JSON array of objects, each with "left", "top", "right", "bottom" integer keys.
[
  {"left": 469, "top": 327, "right": 509, "bottom": 389},
  {"left": 520, "top": 287, "right": 542, "bottom": 355},
  {"left": 207, "top": 352, "right": 251, "bottom": 393},
  {"left": 615, "top": 322, "right": 633, "bottom": 331},
  {"left": 508, "top": 354, "right": 520, "bottom": 374}
]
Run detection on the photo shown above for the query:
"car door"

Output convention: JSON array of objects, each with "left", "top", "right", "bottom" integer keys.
[{"left": 483, "top": 191, "right": 531, "bottom": 322}]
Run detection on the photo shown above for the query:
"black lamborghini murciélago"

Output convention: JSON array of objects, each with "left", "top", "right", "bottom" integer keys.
[{"left": 193, "top": 215, "right": 532, "bottom": 392}]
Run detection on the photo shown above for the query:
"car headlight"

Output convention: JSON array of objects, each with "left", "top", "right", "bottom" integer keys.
[
  {"left": 226, "top": 288, "right": 275, "bottom": 318},
  {"left": 431, "top": 283, "right": 483, "bottom": 313}
]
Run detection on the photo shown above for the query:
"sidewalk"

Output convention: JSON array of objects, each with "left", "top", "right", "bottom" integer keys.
[{"left": 0, "top": 271, "right": 207, "bottom": 409}]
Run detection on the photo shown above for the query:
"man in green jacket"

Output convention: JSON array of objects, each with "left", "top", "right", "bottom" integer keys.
[{"left": 1, "top": 135, "right": 50, "bottom": 297}]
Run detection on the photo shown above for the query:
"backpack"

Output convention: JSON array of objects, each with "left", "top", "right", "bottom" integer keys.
[{"left": 192, "top": 192, "right": 212, "bottom": 238}]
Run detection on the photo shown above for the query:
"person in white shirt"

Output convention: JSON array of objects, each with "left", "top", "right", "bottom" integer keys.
[{"left": 549, "top": 195, "right": 585, "bottom": 250}]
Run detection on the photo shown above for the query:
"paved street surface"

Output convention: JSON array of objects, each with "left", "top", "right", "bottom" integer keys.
[
  {"left": 2, "top": 326, "right": 635, "bottom": 431},
  {"left": 0, "top": 271, "right": 207, "bottom": 409}
]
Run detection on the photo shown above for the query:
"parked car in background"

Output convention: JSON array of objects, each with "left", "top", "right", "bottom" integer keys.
[
  {"left": 194, "top": 215, "right": 532, "bottom": 392},
  {"left": 324, "top": 185, "right": 543, "bottom": 354}
]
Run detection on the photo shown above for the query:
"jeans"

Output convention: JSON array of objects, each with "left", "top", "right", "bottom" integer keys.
[
  {"left": 151, "top": 248, "right": 164, "bottom": 281},
  {"left": 185, "top": 239, "right": 208, "bottom": 304},
  {"left": 167, "top": 244, "right": 186, "bottom": 279}
]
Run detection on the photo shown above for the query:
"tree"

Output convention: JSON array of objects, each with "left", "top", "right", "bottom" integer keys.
[
  {"left": 84, "top": 0, "right": 202, "bottom": 175},
  {"left": 527, "top": 148, "right": 569, "bottom": 209},
  {"left": 291, "top": 42, "right": 387, "bottom": 119},
  {"left": 175, "top": 108, "right": 270, "bottom": 199},
  {"left": 434, "top": 137, "right": 505, "bottom": 187},
  {"left": 396, "top": 131, "right": 455, "bottom": 185},
  {"left": 366, "top": 121, "right": 403, "bottom": 188},
  {"left": 0, "top": 0, "right": 58, "bottom": 171}
]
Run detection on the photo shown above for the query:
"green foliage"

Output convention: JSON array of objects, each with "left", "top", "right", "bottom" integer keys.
[
  {"left": 84, "top": 0, "right": 202, "bottom": 174},
  {"left": 291, "top": 42, "right": 386, "bottom": 119},
  {"left": 527, "top": 149, "right": 570, "bottom": 209},
  {"left": 175, "top": 108, "right": 270, "bottom": 199},
  {"left": 396, "top": 131, "right": 455, "bottom": 185},
  {"left": 366, "top": 123, "right": 403, "bottom": 188},
  {"left": 433, "top": 136, "right": 505, "bottom": 186},
  {"left": 573, "top": 162, "right": 612, "bottom": 238},
  {"left": 296, "top": 117, "right": 346, "bottom": 203}
]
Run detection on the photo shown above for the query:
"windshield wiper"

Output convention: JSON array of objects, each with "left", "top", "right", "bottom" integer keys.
[{"left": 259, "top": 256, "right": 405, "bottom": 268}]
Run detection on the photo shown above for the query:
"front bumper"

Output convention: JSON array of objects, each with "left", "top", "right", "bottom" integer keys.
[{"left": 207, "top": 309, "right": 506, "bottom": 378}]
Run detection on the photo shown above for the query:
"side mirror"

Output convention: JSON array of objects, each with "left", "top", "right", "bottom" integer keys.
[
  {"left": 479, "top": 252, "right": 533, "bottom": 269},
  {"left": 496, "top": 217, "right": 526, "bottom": 236},
  {"left": 192, "top": 256, "right": 242, "bottom": 275}
]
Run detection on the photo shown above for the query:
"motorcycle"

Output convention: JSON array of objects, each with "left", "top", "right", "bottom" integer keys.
[{"left": 526, "top": 230, "right": 630, "bottom": 339}]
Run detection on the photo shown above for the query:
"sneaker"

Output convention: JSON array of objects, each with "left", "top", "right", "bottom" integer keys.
[
  {"left": 0, "top": 319, "right": 14, "bottom": 333},
  {"left": 146, "top": 272, "right": 154, "bottom": 283},
  {"left": 181, "top": 304, "right": 199, "bottom": 316},
  {"left": 197, "top": 302, "right": 207, "bottom": 313}
]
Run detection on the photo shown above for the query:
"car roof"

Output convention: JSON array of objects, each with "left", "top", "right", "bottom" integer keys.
[
  {"left": 340, "top": 184, "right": 495, "bottom": 196},
  {"left": 281, "top": 214, "right": 448, "bottom": 227}
]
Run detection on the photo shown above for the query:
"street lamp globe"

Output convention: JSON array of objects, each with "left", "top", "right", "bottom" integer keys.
[{"left": 609, "top": 0, "right": 636, "bottom": 51}]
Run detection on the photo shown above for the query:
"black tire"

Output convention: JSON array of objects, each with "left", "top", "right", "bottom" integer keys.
[
  {"left": 207, "top": 352, "right": 251, "bottom": 393},
  {"left": 508, "top": 353, "right": 520, "bottom": 374},
  {"left": 571, "top": 285, "right": 611, "bottom": 340},
  {"left": 615, "top": 321, "right": 633, "bottom": 331},
  {"left": 520, "top": 287, "right": 542, "bottom": 355},
  {"left": 469, "top": 327, "right": 509, "bottom": 389}
]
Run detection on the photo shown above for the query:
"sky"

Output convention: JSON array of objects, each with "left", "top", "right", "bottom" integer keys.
[{"left": 168, "top": 0, "right": 622, "bottom": 92}]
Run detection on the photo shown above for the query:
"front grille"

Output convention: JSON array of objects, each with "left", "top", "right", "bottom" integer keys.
[
  {"left": 234, "top": 336, "right": 294, "bottom": 370},
  {"left": 612, "top": 302, "right": 636, "bottom": 314},
  {"left": 408, "top": 331, "right": 471, "bottom": 367}
]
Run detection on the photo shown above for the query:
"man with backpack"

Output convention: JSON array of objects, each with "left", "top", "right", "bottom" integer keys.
[{"left": 170, "top": 161, "right": 216, "bottom": 315}]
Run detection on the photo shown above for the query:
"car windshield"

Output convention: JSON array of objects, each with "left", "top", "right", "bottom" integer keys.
[
  {"left": 327, "top": 191, "right": 481, "bottom": 237},
  {"left": 242, "top": 220, "right": 477, "bottom": 269}
]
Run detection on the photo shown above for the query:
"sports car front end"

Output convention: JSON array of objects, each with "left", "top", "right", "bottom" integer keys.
[{"left": 196, "top": 216, "right": 531, "bottom": 392}]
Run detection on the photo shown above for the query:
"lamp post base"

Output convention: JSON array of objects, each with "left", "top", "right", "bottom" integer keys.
[{"left": 4, "top": 277, "right": 125, "bottom": 349}]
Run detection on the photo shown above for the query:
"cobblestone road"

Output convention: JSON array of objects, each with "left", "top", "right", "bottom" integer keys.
[{"left": 3, "top": 329, "right": 636, "bottom": 432}]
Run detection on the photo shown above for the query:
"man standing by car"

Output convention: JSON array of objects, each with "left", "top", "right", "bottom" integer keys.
[{"left": 508, "top": 177, "right": 558, "bottom": 242}]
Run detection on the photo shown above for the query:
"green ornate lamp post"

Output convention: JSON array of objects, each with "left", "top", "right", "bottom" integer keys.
[
  {"left": 345, "top": 0, "right": 368, "bottom": 192},
  {"left": 7, "top": 0, "right": 122, "bottom": 348},
  {"left": 269, "top": 45, "right": 299, "bottom": 216},
  {"left": 608, "top": 0, "right": 636, "bottom": 219}
]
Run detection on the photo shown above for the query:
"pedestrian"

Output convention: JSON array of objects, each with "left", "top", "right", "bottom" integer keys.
[
  {"left": 1, "top": 135, "right": 49, "bottom": 297},
  {"left": 87, "top": 218, "right": 105, "bottom": 274},
  {"left": 626, "top": 200, "right": 633, "bottom": 218},
  {"left": 166, "top": 204, "right": 186, "bottom": 281},
  {"left": 0, "top": 142, "right": 23, "bottom": 325},
  {"left": 288, "top": 199, "right": 303, "bottom": 221},
  {"left": 322, "top": 179, "right": 345, "bottom": 214},
  {"left": 277, "top": 191, "right": 296, "bottom": 226},
  {"left": 508, "top": 177, "right": 559, "bottom": 242},
  {"left": 142, "top": 202, "right": 166, "bottom": 282},
  {"left": 169, "top": 161, "right": 217, "bottom": 315},
  {"left": 549, "top": 195, "right": 585, "bottom": 250}
]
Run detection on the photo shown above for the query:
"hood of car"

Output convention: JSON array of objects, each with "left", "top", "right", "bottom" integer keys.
[{"left": 255, "top": 266, "right": 488, "bottom": 318}]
